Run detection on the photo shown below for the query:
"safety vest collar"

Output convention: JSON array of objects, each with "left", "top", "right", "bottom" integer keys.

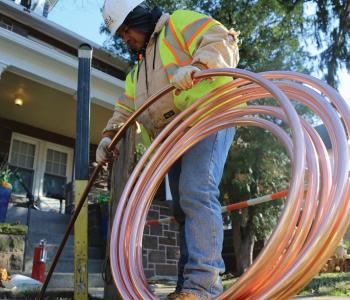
[
  {"left": 148, "top": 13, "right": 169, "bottom": 45},
  {"left": 159, "top": 11, "right": 218, "bottom": 80}
]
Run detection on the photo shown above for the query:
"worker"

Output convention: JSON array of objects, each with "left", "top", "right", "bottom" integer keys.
[{"left": 97, "top": 1, "right": 241, "bottom": 299}]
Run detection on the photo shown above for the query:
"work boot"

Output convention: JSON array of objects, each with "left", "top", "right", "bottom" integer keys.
[
  {"left": 166, "top": 292, "right": 178, "bottom": 300},
  {"left": 166, "top": 291, "right": 202, "bottom": 300}
]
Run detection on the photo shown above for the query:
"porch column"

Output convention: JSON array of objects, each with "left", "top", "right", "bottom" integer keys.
[
  {"left": 74, "top": 44, "right": 92, "bottom": 300},
  {"left": 0, "top": 61, "right": 8, "bottom": 79}
]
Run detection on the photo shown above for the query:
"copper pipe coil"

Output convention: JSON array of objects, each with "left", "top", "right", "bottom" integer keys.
[
  {"left": 111, "top": 69, "right": 305, "bottom": 298},
  {"left": 108, "top": 69, "right": 350, "bottom": 299}
]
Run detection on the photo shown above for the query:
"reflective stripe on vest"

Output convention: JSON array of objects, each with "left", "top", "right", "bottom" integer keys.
[
  {"left": 161, "top": 20, "right": 192, "bottom": 69},
  {"left": 115, "top": 70, "right": 136, "bottom": 113},
  {"left": 181, "top": 17, "right": 219, "bottom": 54},
  {"left": 160, "top": 10, "right": 220, "bottom": 80},
  {"left": 159, "top": 10, "right": 237, "bottom": 111}
]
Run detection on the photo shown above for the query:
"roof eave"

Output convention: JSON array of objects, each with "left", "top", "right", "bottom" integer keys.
[{"left": 0, "top": 0, "right": 129, "bottom": 73}]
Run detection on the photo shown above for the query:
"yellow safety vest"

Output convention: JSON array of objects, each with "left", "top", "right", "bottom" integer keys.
[
  {"left": 115, "top": 10, "right": 242, "bottom": 146},
  {"left": 159, "top": 10, "right": 235, "bottom": 111}
]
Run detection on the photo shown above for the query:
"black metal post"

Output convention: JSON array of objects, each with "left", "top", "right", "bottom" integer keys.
[
  {"left": 74, "top": 43, "right": 92, "bottom": 300},
  {"left": 75, "top": 43, "right": 92, "bottom": 180}
]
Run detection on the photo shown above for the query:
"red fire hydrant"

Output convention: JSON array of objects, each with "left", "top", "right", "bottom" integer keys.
[{"left": 31, "top": 239, "right": 48, "bottom": 282}]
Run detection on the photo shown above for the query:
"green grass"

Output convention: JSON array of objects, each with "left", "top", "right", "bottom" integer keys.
[
  {"left": 0, "top": 223, "right": 28, "bottom": 234},
  {"left": 222, "top": 272, "right": 350, "bottom": 297},
  {"left": 299, "top": 272, "right": 350, "bottom": 297},
  {"left": 344, "top": 240, "right": 350, "bottom": 250},
  {"left": 223, "top": 278, "right": 236, "bottom": 290}
]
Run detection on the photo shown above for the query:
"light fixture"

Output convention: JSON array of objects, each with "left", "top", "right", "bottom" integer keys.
[{"left": 14, "top": 97, "right": 24, "bottom": 106}]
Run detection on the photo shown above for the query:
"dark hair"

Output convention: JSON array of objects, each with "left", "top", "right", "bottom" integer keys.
[{"left": 124, "top": 4, "right": 163, "bottom": 35}]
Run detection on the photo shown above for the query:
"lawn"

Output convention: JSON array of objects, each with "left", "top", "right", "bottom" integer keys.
[
  {"left": 299, "top": 272, "right": 350, "bottom": 297},
  {"left": 222, "top": 272, "right": 350, "bottom": 297}
]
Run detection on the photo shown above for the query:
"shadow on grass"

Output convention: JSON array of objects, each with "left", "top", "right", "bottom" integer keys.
[{"left": 294, "top": 273, "right": 350, "bottom": 297}]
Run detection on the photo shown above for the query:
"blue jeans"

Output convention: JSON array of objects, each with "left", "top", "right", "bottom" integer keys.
[{"left": 168, "top": 128, "right": 235, "bottom": 299}]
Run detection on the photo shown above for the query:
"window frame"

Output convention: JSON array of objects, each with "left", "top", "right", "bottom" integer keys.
[{"left": 9, "top": 132, "right": 73, "bottom": 200}]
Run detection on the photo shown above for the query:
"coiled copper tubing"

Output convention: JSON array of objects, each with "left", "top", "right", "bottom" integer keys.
[{"left": 106, "top": 69, "right": 350, "bottom": 300}]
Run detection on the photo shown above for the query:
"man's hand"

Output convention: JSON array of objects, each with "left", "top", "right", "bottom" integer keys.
[
  {"left": 171, "top": 65, "right": 201, "bottom": 90},
  {"left": 96, "top": 137, "right": 119, "bottom": 163}
]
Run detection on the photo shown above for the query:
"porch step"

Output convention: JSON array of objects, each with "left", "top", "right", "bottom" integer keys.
[
  {"left": 7, "top": 206, "right": 106, "bottom": 289},
  {"left": 45, "top": 287, "right": 104, "bottom": 299},
  {"left": 5, "top": 206, "right": 29, "bottom": 225},
  {"left": 25, "top": 257, "right": 104, "bottom": 273},
  {"left": 5, "top": 206, "right": 72, "bottom": 235},
  {"left": 48, "top": 272, "right": 105, "bottom": 289},
  {"left": 28, "top": 209, "right": 72, "bottom": 235},
  {"left": 18, "top": 272, "right": 105, "bottom": 289},
  {"left": 27, "top": 233, "right": 74, "bottom": 247},
  {"left": 26, "top": 243, "right": 104, "bottom": 260}
]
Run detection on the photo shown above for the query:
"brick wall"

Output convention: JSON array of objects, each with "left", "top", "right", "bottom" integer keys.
[
  {"left": 143, "top": 201, "right": 180, "bottom": 280},
  {"left": 86, "top": 199, "right": 180, "bottom": 280}
]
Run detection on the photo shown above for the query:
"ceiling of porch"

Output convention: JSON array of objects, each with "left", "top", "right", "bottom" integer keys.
[{"left": 0, "top": 71, "right": 113, "bottom": 145}]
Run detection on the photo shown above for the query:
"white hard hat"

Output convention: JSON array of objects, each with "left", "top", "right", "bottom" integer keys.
[{"left": 102, "top": 0, "right": 144, "bottom": 35}]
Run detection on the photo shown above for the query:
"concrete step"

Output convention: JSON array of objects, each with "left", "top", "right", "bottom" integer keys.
[
  {"left": 6, "top": 207, "right": 73, "bottom": 236},
  {"left": 26, "top": 243, "right": 104, "bottom": 260},
  {"left": 44, "top": 287, "right": 104, "bottom": 299},
  {"left": 28, "top": 209, "right": 72, "bottom": 235},
  {"left": 5, "top": 206, "right": 29, "bottom": 225},
  {"left": 88, "top": 287, "right": 104, "bottom": 299},
  {"left": 47, "top": 272, "right": 105, "bottom": 289},
  {"left": 18, "top": 272, "right": 105, "bottom": 289},
  {"left": 25, "top": 258, "right": 105, "bottom": 273},
  {"left": 27, "top": 232, "right": 74, "bottom": 247},
  {"left": 42, "top": 286, "right": 171, "bottom": 299},
  {"left": 26, "top": 234, "right": 105, "bottom": 253}
]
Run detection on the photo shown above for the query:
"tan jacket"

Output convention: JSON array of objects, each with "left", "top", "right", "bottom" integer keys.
[{"left": 103, "top": 12, "right": 239, "bottom": 138}]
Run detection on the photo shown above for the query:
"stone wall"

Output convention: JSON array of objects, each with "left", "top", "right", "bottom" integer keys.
[
  {"left": 320, "top": 258, "right": 350, "bottom": 273},
  {"left": 143, "top": 201, "right": 180, "bottom": 280},
  {"left": 86, "top": 200, "right": 180, "bottom": 280},
  {"left": 0, "top": 224, "right": 28, "bottom": 272}
]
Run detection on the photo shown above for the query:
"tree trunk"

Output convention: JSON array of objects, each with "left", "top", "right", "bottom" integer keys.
[
  {"left": 231, "top": 214, "right": 255, "bottom": 276},
  {"left": 103, "top": 127, "right": 136, "bottom": 299}
]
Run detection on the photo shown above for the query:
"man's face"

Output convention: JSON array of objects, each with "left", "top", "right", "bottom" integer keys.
[{"left": 116, "top": 24, "right": 146, "bottom": 51}]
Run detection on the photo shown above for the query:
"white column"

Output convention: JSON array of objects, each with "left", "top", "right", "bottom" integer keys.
[{"left": 0, "top": 61, "right": 8, "bottom": 79}]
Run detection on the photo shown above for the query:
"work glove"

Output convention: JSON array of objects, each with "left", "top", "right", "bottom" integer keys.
[
  {"left": 96, "top": 137, "right": 114, "bottom": 163},
  {"left": 171, "top": 65, "right": 201, "bottom": 90}
]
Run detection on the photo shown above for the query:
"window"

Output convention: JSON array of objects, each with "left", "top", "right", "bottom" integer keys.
[
  {"left": 9, "top": 138, "right": 37, "bottom": 195},
  {"left": 43, "top": 149, "right": 68, "bottom": 199},
  {"left": 9, "top": 133, "right": 73, "bottom": 199}
]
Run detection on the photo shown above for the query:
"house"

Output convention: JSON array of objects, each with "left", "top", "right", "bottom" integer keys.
[
  {"left": 0, "top": 0, "right": 128, "bottom": 204},
  {"left": 0, "top": 0, "right": 181, "bottom": 284}
]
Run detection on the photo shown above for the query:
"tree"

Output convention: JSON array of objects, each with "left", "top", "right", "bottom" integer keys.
[
  {"left": 308, "top": 0, "right": 350, "bottom": 88},
  {"left": 220, "top": 127, "right": 291, "bottom": 275},
  {"left": 192, "top": 0, "right": 307, "bottom": 72},
  {"left": 102, "top": 0, "right": 309, "bottom": 72}
]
